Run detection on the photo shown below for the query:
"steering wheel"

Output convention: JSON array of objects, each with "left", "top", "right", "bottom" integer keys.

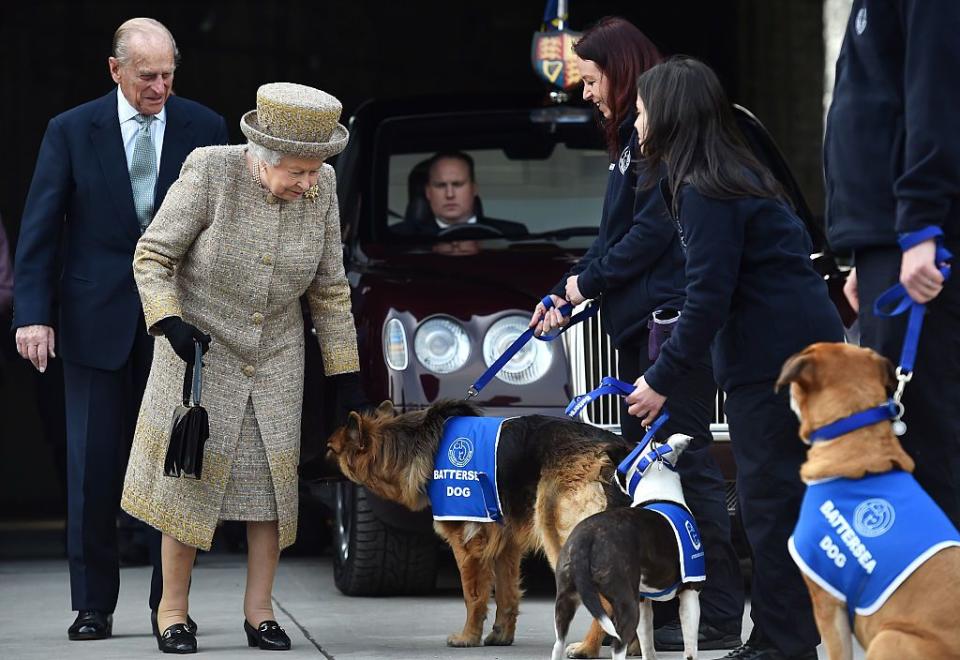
[{"left": 436, "top": 223, "right": 505, "bottom": 239}]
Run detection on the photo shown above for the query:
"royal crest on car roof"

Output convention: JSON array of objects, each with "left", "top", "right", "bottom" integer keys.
[{"left": 531, "top": 0, "right": 581, "bottom": 91}]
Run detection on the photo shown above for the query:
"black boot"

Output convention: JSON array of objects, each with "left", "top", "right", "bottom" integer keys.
[{"left": 720, "top": 628, "right": 817, "bottom": 660}]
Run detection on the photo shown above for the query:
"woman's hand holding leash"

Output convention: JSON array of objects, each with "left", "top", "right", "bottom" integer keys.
[
  {"left": 625, "top": 376, "right": 667, "bottom": 427},
  {"left": 529, "top": 294, "right": 570, "bottom": 337},
  {"left": 901, "top": 238, "right": 946, "bottom": 304},
  {"left": 564, "top": 275, "right": 586, "bottom": 305}
]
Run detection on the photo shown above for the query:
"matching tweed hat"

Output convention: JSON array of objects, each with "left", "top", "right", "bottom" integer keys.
[{"left": 240, "top": 82, "right": 349, "bottom": 160}]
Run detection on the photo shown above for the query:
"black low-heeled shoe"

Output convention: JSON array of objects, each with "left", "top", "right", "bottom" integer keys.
[
  {"left": 151, "top": 610, "right": 198, "bottom": 637},
  {"left": 155, "top": 622, "right": 197, "bottom": 654},
  {"left": 244, "top": 619, "right": 291, "bottom": 651},
  {"left": 68, "top": 610, "right": 113, "bottom": 640}
]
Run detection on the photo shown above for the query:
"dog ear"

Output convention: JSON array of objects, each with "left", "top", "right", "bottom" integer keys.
[
  {"left": 874, "top": 352, "right": 898, "bottom": 395},
  {"left": 776, "top": 349, "right": 817, "bottom": 393},
  {"left": 665, "top": 433, "right": 692, "bottom": 456},
  {"left": 346, "top": 411, "right": 369, "bottom": 453},
  {"left": 375, "top": 399, "right": 396, "bottom": 418}
]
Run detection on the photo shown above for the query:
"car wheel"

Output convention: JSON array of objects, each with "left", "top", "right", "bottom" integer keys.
[{"left": 333, "top": 481, "right": 438, "bottom": 595}]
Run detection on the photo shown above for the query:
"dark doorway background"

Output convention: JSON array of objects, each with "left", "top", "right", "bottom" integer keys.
[{"left": 0, "top": 1, "right": 824, "bottom": 520}]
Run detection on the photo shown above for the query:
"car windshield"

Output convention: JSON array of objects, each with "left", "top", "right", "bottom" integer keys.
[{"left": 371, "top": 109, "right": 609, "bottom": 241}]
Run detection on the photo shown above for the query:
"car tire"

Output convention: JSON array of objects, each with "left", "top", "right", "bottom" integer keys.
[{"left": 333, "top": 481, "right": 438, "bottom": 596}]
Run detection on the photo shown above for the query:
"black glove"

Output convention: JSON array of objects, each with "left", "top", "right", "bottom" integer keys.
[
  {"left": 155, "top": 316, "right": 211, "bottom": 365},
  {"left": 331, "top": 371, "right": 371, "bottom": 424}
]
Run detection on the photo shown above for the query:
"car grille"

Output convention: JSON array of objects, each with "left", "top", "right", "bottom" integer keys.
[{"left": 562, "top": 303, "right": 730, "bottom": 440}]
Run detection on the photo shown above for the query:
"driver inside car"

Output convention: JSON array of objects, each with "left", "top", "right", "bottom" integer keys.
[{"left": 395, "top": 151, "right": 527, "bottom": 238}]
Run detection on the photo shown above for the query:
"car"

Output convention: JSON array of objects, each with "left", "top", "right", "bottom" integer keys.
[{"left": 299, "top": 94, "right": 853, "bottom": 596}]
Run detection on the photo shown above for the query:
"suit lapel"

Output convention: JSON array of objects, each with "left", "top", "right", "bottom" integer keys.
[
  {"left": 156, "top": 97, "right": 196, "bottom": 208},
  {"left": 90, "top": 90, "right": 141, "bottom": 239}
]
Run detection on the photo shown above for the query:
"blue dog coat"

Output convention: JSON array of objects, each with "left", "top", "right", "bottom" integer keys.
[
  {"left": 788, "top": 471, "right": 960, "bottom": 619},
  {"left": 428, "top": 417, "right": 511, "bottom": 522},
  {"left": 635, "top": 501, "right": 706, "bottom": 600}
]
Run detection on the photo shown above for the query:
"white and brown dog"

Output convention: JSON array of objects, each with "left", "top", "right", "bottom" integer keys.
[
  {"left": 777, "top": 342, "right": 960, "bottom": 660},
  {"left": 551, "top": 432, "right": 704, "bottom": 660}
]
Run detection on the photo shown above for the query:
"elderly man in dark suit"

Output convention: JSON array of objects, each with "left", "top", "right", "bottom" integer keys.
[{"left": 12, "top": 17, "right": 227, "bottom": 641}]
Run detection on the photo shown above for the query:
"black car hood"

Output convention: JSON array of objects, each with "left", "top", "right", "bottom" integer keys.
[{"left": 352, "top": 239, "right": 590, "bottom": 311}]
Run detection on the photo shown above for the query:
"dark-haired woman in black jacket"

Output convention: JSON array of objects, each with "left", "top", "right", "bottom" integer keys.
[
  {"left": 626, "top": 57, "right": 844, "bottom": 660},
  {"left": 529, "top": 18, "right": 744, "bottom": 655}
]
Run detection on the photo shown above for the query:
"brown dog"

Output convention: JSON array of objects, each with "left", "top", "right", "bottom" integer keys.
[
  {"left": 777, "top": 342, "right": 960, "bottom": 660},
  {"left": 327, "top": 399, "right": 632, "bottom": 655}
]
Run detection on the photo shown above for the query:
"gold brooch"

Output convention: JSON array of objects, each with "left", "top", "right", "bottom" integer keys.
[{"left": 303, "top": 184, "right": 320, "bottom": 203}]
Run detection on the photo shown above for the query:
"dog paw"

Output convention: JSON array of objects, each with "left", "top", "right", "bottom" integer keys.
[
  {"left": 565, "top": 642, "right": 601, "bottom": 659},
  {"left": 446, "top": 633, "right": 482, "bottom": 647},
  {"left": 483, "top": 627, "right": 514, "bottom": 646}
]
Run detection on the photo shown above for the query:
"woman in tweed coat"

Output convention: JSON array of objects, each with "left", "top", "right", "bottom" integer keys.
[{"left": 121, "top": 83, "right": 362, "bottom": 653}]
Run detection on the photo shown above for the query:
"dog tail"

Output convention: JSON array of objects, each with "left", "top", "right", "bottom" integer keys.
[{"left": 571, "top": 537, "right": 620, "bottom": 643}]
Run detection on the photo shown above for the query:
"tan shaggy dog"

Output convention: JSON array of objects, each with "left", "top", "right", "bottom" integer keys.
[
  {"left": 327, "top": 399, "right": 633, "bottom": 655},
  {"left": 776, "top": 342, "right": 960, "bottom": 660}
]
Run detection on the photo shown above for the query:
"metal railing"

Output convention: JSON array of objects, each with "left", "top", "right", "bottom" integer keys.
[{"left": 562, "top": 302, "right": 730, "bottom": 440}]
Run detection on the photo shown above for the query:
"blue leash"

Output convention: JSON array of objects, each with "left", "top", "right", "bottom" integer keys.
[
  {"left": 565, "top": 375, "right": 635, "bottom": 417},
  {"left": 466, "top": 296, "right": 598, "bottom": 399},
  {"left": 873, "top": 227, "right": 953, "bottom": 417},
  {"left": 564, "top": 376, "right": 672, "bottom": 495}
]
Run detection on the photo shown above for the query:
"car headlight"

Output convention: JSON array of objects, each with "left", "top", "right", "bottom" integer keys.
[
  {"left": 414, "top": 317, "right": 470, "bottom": 373},
  {"left": 383, "top": 318, "right": 408, "bottom": 370},
  {"left": 483, "top": 315, "right": 553, "bottom": 385}
]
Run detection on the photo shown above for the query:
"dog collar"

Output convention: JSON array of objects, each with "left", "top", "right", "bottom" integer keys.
[
  {"left": 621, "top": 442, "right": 677, "bottom": 498},
  {"left": 808, "top": 399, "right": 904, "bottom": 443}
]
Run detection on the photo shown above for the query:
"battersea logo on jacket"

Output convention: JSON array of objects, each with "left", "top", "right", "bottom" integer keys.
[
  {"left": 428, "top": 417, "right": 512, "bottom": 522},
  {"left": 788, "top": 471, "right": 960, "bottom": 618}
]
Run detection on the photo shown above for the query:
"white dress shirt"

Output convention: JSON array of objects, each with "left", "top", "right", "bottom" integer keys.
[{"left": 117, "top": 87, "right": 166, "bottom": 172}]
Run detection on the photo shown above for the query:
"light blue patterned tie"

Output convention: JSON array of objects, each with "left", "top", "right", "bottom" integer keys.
[{"left": 130, "top": 114, "right": 157, "bottom": 232}]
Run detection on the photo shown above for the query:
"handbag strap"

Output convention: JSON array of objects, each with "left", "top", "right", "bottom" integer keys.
[{"left": 181, "top": 340, "right": 204, "bottom": 406}]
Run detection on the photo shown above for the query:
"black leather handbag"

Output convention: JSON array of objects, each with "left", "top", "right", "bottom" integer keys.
[{"left": 164, "top": 341, "right": 209, "bottom": 479}]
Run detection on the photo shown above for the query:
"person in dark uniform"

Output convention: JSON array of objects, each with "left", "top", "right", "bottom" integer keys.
[
  {"left": 825, "top": 0, "right": 960, "bottom": 527},
  {"left": 531, "top": 17, "right": 744, "bottom": 654},
  {"left": 625, "top": 56, "right": 844, "bottom": 660}
]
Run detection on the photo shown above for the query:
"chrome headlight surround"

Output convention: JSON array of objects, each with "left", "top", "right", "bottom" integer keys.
[
  {"left": 414, "top": 316, "right": 471, "bottom": 374},
  {"left": 382, "top": 317, "right": 409, "bottom": 371},
  {"left": 482, "top": 314, "right": 553, "bottom": 385}
]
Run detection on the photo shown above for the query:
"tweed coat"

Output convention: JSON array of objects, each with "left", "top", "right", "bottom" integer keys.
[{"left": 121, "top": 145, "right": 359, "bottom": 550}]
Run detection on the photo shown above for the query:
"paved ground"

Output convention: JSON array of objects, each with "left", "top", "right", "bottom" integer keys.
[{"left": 0, "top": 555, "right": 866, "bottom": 659}]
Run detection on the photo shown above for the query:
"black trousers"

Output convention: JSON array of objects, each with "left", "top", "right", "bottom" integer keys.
[
  {"left": 725, "top": 383, "right": 819, "bottom": 656},
  {"left": 63, "top": 318, "right": 161, "bottom": 613},
  {"left": 855, "top": 243, "right": 960, "bottom": 526},
  {"left": 619, "top": 342, "right": 745, "bottom": 633}
]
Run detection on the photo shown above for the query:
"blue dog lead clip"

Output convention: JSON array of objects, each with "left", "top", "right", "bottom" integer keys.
[
  {"left": 873, "top": 226, "right": 953, "bottom": 433},
  {"left": 466, "top": 295, "right": 598, "bottom": 400}
]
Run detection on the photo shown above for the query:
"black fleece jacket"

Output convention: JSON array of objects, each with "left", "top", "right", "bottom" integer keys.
[
  {"left": 553, "top": 116, "right": 685, "bottom": 348},
  {"left": 645, "top": 185, "right": 844, "bottom": 396},
  {"left": 824, "top": 0, "right": 960, "bottom": 253}
]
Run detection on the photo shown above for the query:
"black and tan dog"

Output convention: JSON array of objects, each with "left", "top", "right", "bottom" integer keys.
[
  {"left": 327, "top": 399, "right": 633, "bottom": 652},
  {"left": 552, "top": 433, "right": 702, "bottom": 660},
  {"left": 777, "top": 343, "right": 960, "bottom": 660}
]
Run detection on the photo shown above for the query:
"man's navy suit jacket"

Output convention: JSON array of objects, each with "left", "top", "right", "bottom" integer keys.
[{"left": 13, "top": 90, "right": 228, "bottom": 370}]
